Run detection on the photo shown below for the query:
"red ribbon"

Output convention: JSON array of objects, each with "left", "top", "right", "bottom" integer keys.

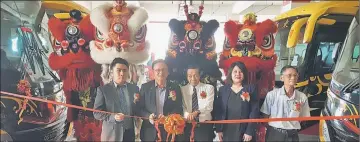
[
  {"left": 190, "top": 122, "right": 196, "bottom": 142},
  {"left": 155, "top": 121, "right": 162, "bottom": 142},
  {"left": 1, "top": 90, "right": 359, "bottom": 139}
]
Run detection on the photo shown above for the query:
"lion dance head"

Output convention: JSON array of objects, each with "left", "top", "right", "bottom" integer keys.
[
  {"left": 48, "top": 9, "right": 101, "bottom": 122},
  {"left": 165, "top": 3, "right": 222, "bottom": 87},
  {"left": 48, "top": 9, "right": 99, "bottom": 91},
  {"left": 219, "top": 13, "right": 278, "bottom": 99},
  {"left": 89, "top": 0, "right": 150, "bottom": 84}
]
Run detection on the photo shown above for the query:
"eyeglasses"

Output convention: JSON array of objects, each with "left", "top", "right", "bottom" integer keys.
[
  {"left": 154, "top": 68, "right": 167, "bottom": 73},
  {"left": 283, "top": 74, "right": 298, "bottom": 78}
]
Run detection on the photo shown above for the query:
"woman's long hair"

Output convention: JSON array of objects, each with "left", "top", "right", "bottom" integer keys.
[{"left": 225, "top": 61, "right": 249, "bottom": 85}]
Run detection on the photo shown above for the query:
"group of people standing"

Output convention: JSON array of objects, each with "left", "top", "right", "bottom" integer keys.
[{"left": 93, "top": 57, "right": 311, "bottom": 142}]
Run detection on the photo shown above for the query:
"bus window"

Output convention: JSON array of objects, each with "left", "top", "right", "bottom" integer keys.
[{"left": 313, "top": 42, "right": 338, "bottom": 74}]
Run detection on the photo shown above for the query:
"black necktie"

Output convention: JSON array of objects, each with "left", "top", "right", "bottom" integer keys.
[{"left": 192, "top": 86, "right": 199, "bottom": 112}]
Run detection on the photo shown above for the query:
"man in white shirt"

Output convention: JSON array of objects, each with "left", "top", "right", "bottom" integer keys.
[
  {"left": 182, "top": 65, "right": 215, "bottom": 141},
  {"left": 261, "top": 65, "right": 311, "bottom": 142}
]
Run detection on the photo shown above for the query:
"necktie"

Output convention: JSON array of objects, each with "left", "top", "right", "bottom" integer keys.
[
  {"left": 192, "top": 86, "right": 199, "bottom": 112},
  {"left": 118, "top": 86, "right": 132, "bottom": 129},
  {"left": 118, "top": 86, "right": 129, "bottom": 115}
]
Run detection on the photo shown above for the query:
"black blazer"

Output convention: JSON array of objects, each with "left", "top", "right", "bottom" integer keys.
[
  {"left": 214, "top": 84, "right": 259, "bottom": 136},
  {"left": 137, "top": 80, "right": 183, "bottom": 141}
]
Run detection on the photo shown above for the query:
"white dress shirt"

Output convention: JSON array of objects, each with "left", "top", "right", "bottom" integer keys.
[
  {"left": 181, "top": 83, "right": 214, "bottom": 122},
  {"left": 260, "top": 86, "right": 311, "bottom": 130}
]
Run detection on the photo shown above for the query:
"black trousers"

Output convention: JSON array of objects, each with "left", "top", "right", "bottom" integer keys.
[
  {"left": 265, "top": 126, "right": 299, "bottom": 142},
  {"left": 123, "top": 128, "right": 135, "bottom": 142},
  {"left": 183, "top": 123, "right": 215, "bottom": 142}
]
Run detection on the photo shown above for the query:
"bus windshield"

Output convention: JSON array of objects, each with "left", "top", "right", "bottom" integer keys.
[
  {"left": 274, "top": 17, "right": 308, "bottom": 79},
  {"left": 275, "top": 14, "right": 355, "bottom": 80},
  {"left": 332, "top": 18, "right": 360, "bottom": 86},
  {"left": 1, "top": 12, "right": 61, "bottom": 97}
]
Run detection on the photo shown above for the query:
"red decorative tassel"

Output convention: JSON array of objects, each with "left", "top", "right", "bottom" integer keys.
[{"left": 155, "top": 121, "right": 162, "bottom": 142}]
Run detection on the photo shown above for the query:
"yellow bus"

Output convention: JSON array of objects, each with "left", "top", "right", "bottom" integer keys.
[{"left": 273, "top": 1, "right": 358, "bottom": 132}]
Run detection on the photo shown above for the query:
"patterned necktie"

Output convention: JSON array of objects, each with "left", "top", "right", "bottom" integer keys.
[
  {"left": 118, "top": 86, "right": 129, "bottom": 115},
  {"left": 118, "top": 85, "right": 133, "bottom": 129},
  {"left": 192, "top": 86, "right": 199, "bottom": 112}
]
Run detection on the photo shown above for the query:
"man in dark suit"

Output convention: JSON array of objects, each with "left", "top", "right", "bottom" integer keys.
[
  {"left": 138, "top": 59, "right": 184, "bottom": 141},
  {"left": 93, "top": 58, "right": 140, "bottom": 141}
]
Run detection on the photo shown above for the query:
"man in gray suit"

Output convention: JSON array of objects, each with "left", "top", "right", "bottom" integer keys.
[
  {"left": 93, "top": 57, "right": 140, "bottom": 141},
  {"left": 138, "top": 59, "right": 185, "bottom": 141}
]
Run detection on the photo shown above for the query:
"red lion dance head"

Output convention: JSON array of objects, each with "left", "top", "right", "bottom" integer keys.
[
  {"left": 219, "top": 13, "right": 278, "bottom": 99},
  {"left": 48, "top": 10, "right": 101, "bottom": 121},
  {"left": 89, "top": 0, "right": 150, "bottom": 84}
]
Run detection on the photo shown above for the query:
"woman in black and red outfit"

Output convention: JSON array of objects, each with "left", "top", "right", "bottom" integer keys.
[{"left": 215, "top": 61, "right": 259, "bottom": 142}]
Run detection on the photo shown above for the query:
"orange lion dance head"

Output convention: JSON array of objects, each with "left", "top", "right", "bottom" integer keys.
[{"left": 219, "top": 13, "right": 278, "bottom": 99}]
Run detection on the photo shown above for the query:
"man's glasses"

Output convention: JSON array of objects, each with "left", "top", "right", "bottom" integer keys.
[
  {"left": 154, "top": 68, "right": 167, "bottom": 73},
  {"left": 283, "top": 74, "right": 298, "bottom": 78}
]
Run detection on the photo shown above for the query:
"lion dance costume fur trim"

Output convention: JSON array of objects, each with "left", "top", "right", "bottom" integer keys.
[
  {"left": 89, "top": 0, "right": 150, "bottom": 85},
  {"left": 47, "top": 9, "right": 102, "bottom": 141},
  {"left": 165, "top": 2, "right": 222, "bottom": 87},
  {"left": 219, "top": 13, "right": 278, "bottom": 142}
]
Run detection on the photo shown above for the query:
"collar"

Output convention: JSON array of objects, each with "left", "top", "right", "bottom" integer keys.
[
  {"left": 155, "top": 81, "right": 167, "bottom": 89},
  {"left": 114, "top": 81, "right": 127, "bottom": 88},
  {"left": 280, "top": 86, "right": 296, "bottom": 100},
  {"left": 189, "top": 82, "right": 202, "bottom": 89}
]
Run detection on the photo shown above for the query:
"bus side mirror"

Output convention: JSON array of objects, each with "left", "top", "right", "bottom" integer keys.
[{"left": 332, "top": 43, "right": 342, "bottom": 63}]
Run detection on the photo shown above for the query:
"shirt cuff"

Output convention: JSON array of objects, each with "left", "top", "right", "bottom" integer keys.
[{"left": 184, "top": 112, "right": 190, "bottom": 118}]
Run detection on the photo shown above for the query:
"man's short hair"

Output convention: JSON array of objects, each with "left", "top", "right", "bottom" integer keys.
[
  {"left": 187, "top": 64, "right": 200, "bottom": 71},
  {"left": 187, "top": 64, "right": 201, "bottom": 74},
  {"left": 152, "top": 59, "right": 167, "bottom": 69},
  {"left": 280, "top": 65, "right": 298, "bottom": 75},
  {"left": 110, "top": 58, "right": 129, "bottom": 69}
]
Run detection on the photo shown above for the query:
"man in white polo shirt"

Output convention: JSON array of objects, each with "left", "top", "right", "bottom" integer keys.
[
  {"left": 182, "top": 64, "right": 215, "bottom": 141},
  {"left": 261, "top": 65, "right": 310, "bottom": 142}
]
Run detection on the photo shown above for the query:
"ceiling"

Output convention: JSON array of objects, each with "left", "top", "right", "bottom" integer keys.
[{"left": 0, "top": 0, "right": 285, "bottom": 46}]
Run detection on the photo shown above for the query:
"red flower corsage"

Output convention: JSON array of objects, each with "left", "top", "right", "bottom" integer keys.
[
  {"left": 294, "top": 101, "right": 303, "bottom": 112},
  {"left": 168, "top": 90, "right": 176, "bottom": 101},
  {"left": 200, "top": 91, "right": 207, "bottom": 99},
  {"left": 241, "top": 92, "right": 250, "bottom": 102}
]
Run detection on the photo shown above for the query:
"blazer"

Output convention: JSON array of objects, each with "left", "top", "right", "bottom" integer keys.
[
  {"left": 93, "top": 82, "right": 140, "bottom": 141},
  {"left": 214, "top": 84, "right": 259, "bottom": 136},
  {"left": 137, "top": 80, "right": 183, "bottom": 141}
]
